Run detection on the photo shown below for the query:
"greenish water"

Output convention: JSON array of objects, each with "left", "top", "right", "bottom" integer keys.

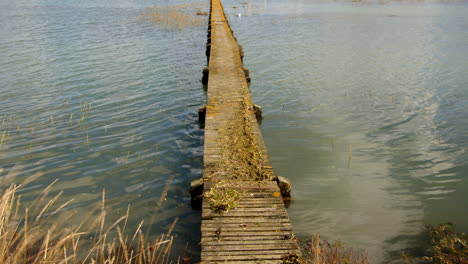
[{"left": 1, "top": 0, "right": 467, "bottom": 262}]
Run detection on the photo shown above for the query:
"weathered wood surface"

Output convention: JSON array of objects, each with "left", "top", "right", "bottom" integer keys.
[
  {"left": 201, "top": 183, "right": 300, "bottom": 263},
  {"left": 200, "top": 0, "right": 300, "bottom": 263}
]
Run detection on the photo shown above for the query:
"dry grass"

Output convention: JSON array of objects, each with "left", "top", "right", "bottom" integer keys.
[
  {"left": 140, "top": 5, "right": 207, "bottom": 30},
  {"left": 305, "top": 233, "right": 369, "bottom": 264},
  {"left": 212, "top": 91, "right": 271, "bottom": 182},
  {"left": 0, "top": 179, "right": 175, "bottom": 264}
]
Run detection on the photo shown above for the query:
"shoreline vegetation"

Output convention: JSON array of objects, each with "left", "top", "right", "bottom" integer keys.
[
  {"left": 0, "top": 181, "right": 175, "bottom": 264},
  {"left": 1, "top": 178, "right": 466, "bottom": 263}
]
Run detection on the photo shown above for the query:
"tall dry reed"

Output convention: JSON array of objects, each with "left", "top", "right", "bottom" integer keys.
[
  {"left": 0, "top": 179, "right": 175, "bottom": 264},
  {"left": 305, "top": 233, "right": 369, "bottom": 264}
]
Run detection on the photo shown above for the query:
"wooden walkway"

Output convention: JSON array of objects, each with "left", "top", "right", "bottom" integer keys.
[{"left": 198, "top": 0, "right": 301, "bottom": 263}]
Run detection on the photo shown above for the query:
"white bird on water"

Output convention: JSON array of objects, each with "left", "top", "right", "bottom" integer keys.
[{"left": 236, "top": 12, "right": 241, "bottom": 17}]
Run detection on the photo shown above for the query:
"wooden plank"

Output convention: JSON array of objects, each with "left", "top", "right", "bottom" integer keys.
[
  {"left": 214, "top": 204, "right": 284, "bottom": 208},
  {"left": 229, "top": 204, "right": 284, "bottom": 208},
  {"left": 202, "top": 261, "right": 282, "bottom": 264},
  {"left": 202, "top": 202, "right": 286, "bottom": 208},
  {"left": 202, "top": 243, "right": 299, "bottom": 251},
  {"left": 215, "top": 192, "right": 282, "bottom": 197},
  {"left": 238, "top": 193, "right": 283, "bottom": 198},
  {"left": 233, "top": 197, "right": 284, "bottom": 202},
  {"left": 234, "top": 200, "right": 285, "bottom": 204},
  {"left": 202, "top": 226, "right": 292, "bottom": 233},
  {"left": 202, "top": 207, "right": 287, "bottom": 213},
  {"left": 201, "top": 240, "right": 298, "bottom": 246},
  {"left": 201, "top": 217, "right": 292, "bottom": 224},
  {"left": 200, "top": 253, "right": 297, "bottom": 261},
  {"left": 204, "top": 181, "right": 279, "bottom": 190},
  {"left": 202, "top": 206, "right": 286, "bottom": 211},
  {"left": 201, "top": 227, "right": 293, "bottom": 233},
  {"left": 202, "top": 231, "right": 293, "bottom": 237},
  {"left": 201, "top": 202, "right": 286, "bottom": 208},
  {"left": 202, "top": 249, "right": 299, "bottom": 256},
  {"left": 220, "top": 187, "right": 279, "bottom": 192},
  {"left": 203, "top": 211, "right": 289, "bottom": 218},
  {"left": 201, "top": 236, "right": 294, "bottom": 243},
  {"left": 202, "top": 224, "right": 292, "bottom": 229},
  {"left": 202, "top": 222, "right": 292, "bottom": 228}
]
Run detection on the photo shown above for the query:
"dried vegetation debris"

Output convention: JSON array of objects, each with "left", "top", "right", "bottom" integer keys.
[
  {"left": 204, "top": 186, "right": 242, "bottom": 213},
  {"left": 212, "top": 93, "right": 271, "bottom": 182},
  {"left": 423, "top": 223, "right": 467, "bottom": 264},
  {"left": 282, "top": 253, "right": 302, "bottom": 264}
]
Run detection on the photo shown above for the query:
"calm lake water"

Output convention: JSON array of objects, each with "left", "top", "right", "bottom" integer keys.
[{"left": 1, "top": 0, "right": 467, "bottom": 262}]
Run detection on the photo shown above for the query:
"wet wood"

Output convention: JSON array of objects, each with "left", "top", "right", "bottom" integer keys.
[{"left": 199, "top": 0, "right": 300, "bottom": 262}]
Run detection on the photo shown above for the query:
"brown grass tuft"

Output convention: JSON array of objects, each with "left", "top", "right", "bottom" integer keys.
[{"left": 305, "top": 233, "right": 369, "bottom": 264}]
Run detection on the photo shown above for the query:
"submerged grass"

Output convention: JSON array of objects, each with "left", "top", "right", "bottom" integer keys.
[
  {"left": 0, "top": 177, "right": 176, "bottom": 264},
  {"left": 140, "top": 4, "right": 207, "bottom": 30},
  {"left": 0, "top": 102, "right": 94, "bottom": 151}
]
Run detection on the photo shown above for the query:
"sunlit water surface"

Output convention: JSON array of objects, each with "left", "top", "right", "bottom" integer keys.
[{"left": 1, "top": 0, "right": 467, "bottom": 262}]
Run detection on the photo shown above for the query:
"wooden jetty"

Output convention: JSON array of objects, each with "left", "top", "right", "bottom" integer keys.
[{"left": 194, "top": 0, "right": 301, "bottom": 262}]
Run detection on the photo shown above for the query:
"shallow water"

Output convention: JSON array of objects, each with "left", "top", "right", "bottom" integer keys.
[{"left": 1, "top": 0, "right": 467, "bottom": 262}]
